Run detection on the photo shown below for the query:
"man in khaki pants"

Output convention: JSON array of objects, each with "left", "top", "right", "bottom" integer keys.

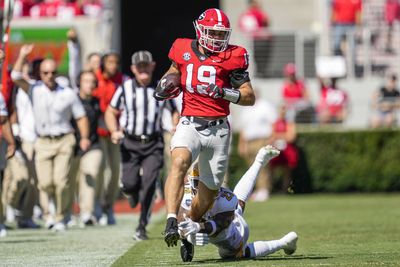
[
  {"left": 69, "top": 70, "right": 103, "bottom": 226},
  {"left": 0, "top": 91, "right": 16, "bottom": 237},
  {"left": 11, "top": 44, "right": 90, "bottom": 232},
  {"left": 238, "top": 94, "right": 277, "bottom": 201},
  {"left": 3, "top": 60, "right": 41, "bottom": 229}
]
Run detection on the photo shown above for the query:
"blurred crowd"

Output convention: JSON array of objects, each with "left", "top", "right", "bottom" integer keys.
[{"left": 9, "top": 0, "right": 103, "bottom": 19}]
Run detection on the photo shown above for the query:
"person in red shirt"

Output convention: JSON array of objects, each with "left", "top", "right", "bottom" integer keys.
[
  {"left": 238, "top": 0, "right": 271, "bottom": 77},
  {"left": 268, "top": 104, "right": 299, "bottom": 193},
  {"left": 155, "top": 8, "right": 255, "bottom": 247},
  {"left": 384, "top": 0, "right": 400, "bottom": 54},
  {"left": 281, "top": 63, "right": 313, "bottom": 123},
  {"left": 331, "top": 0, "right": 362, "bottom": 56},
  {"left": 317, "top": 77, "right": 349, "bottom": 124},
  {"left": 92, "top": 51, "right": 127, "bottom": 225}
]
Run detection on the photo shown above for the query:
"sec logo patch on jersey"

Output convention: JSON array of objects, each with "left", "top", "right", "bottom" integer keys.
[{"left": 183, "top": 52, "right": 191, "bottom": 61}]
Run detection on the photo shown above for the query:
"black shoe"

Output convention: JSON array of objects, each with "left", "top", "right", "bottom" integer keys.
[
  {"left": 180, "top": 239, "right": 194, "bottom": 262},
  {"left": 164, "top": 217, "right": 179, "bottom": 247},
  {"left": 133, "top": 226, "right": 148, "bottom": 241},
  {"left": 17, "top": 219, "right": 41, "bottom": 229}
]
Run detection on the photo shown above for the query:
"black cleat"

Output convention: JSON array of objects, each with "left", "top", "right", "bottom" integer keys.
[
  {"left": 133, "top": 226, "right": 148, "bottom": 241},
  {"left": 180, "top": 239, "right": 194, "bottom": 262},
  {"left": 164, "top": 217, "right": 179, "bottom": 247}
]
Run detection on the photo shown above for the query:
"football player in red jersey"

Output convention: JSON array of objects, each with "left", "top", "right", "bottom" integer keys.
[{"left": 154, "top": 8, "right": 256, "bottom": 247}]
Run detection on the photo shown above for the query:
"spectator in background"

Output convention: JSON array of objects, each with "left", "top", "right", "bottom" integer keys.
[
  {"left": 384, "top": 0, "right": 400, "bottom": 54},
  {"left": 331, "top": 0, "right": 362, "bottom": 75},
  {"left": 316, "top": 77, "right": 349, "bottom": 124},
  {"left": 67, "top": 28, "right": 101, "bottom": 89},
  {"left": 105, "top": 51, "right": 179, "bottom": 240},
  {"left": 29, "top": 0, "right": 84, "bottom": 19},
  {"left": 0, "top": 92, "right": 16, "bottom": 237},
  {"left": 239, "top": 0, "right": 271, "bottom": 77},
  {"left": 238, "top": 91, "right": 277, "bottom": 201},
  {"left": 13, "top": 0, "right": 36, "bottom": 17},
  {"left": 268, "top": 104, "right": 299, "bottom": 193},
  {"left": 370, "top": 74, "right": 400, "bottom": 128},
  {"left": 11, "top": 44, "right": 90, "bottom": 232},
  {"left": 92, "top": 51, "right": 128, "bottom": 225},
  {"left": 69, "top": 70, "right": 102, "bottom": 226},
  {"left": 82, "top": 0, "right": 102, "bottom": 18},
  {"left": 2, "top": 59, "right": 40, "bottom": 230},
  {"left": 281, "top": 63, "right": 314, "bottom": 123},
  {"left": 330, "top": 0, "right": 362, "bottom": 57}
]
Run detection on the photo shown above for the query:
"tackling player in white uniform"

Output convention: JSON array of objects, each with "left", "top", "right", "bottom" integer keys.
[{"left": 177, "top": 145, "right": 298, "bottom": 262}]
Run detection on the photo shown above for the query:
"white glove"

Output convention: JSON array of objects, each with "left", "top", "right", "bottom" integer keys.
[
  {"left": 255, "top": 145, "right": 280, "bottom": 165},
  {"left": 178, "top": 216, "right": 201, "bottom": 237},
  {"left": 187, "top": 233, "right": 209, "bottom": 246}
]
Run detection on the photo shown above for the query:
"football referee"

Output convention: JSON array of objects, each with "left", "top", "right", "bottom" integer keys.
[{"left": 105, "top": 50, "right": 179, "bottom": 240}]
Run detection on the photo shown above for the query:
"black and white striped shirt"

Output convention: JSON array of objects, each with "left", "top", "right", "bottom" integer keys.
[{"left": 110, "top": 79, "right": 177, "bottom": 136}]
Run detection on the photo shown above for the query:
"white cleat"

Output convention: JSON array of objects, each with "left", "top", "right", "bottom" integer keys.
[
  {"left": 52, "top": 222, "right": 66, "bottom": 232},
  {"left": 281, "top": 231, "right": 298, "bottom": 255},
  {"left": 0, "top": 224, "right": 7, "bottom": 238},
  {"left": 255, "top": 145, "right": 281, "bottom": 165}
]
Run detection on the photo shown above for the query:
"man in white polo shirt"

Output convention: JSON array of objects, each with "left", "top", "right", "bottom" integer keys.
[{"left": 11, "top": 44, "right": 90, "bottom": 231}]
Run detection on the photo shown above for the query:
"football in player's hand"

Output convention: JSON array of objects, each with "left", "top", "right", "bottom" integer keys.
[
  {"left": 163, "top": 73, "right": 181, "bottom": 90},
  {"left": 156, "top": 73, "right": 182, "bottom": 100}
]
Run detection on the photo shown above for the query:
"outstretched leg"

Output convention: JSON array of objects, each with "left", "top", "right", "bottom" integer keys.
[
  {"left": 233, "top": 145, "right": 280, "bottom": 211},
  {"left": 244, "top": 231, "right": 298, "bottom": 258}
]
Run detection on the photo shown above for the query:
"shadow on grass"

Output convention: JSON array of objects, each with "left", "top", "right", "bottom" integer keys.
[{"left": 191, "top": 254, "right": 331, "bottom": 264}]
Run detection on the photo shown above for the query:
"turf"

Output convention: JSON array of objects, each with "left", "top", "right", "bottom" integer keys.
[
  {"left": 0, "top": 213, "right": 159, "bottom": 266},
  {"left": 113, "top": 194, "right": 400, "bottom": 267}
]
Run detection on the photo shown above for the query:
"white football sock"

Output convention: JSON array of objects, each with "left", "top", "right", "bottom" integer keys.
[
  {"left": 246, "top": 239, "right": 285, "bottom": 258},
  {"left": 167, "top": 213, "right": 177, "bottom": 219},
  {"left": 233, "top": 161, "right": 263, "bottom": 202}
]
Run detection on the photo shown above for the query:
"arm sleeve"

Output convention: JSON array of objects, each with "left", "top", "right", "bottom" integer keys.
[
  {"left": 68, "top": 40, "right": 82, "bottom": 90},
  {"left": 199, "top": 211, "right": 235, "bottom": 236}
]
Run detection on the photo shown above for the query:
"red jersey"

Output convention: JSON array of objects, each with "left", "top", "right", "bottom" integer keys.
[
  {"left": 332, "top": 0, "right": 362, "bottom": 24},
  {"left": 239, "top": 8, "right": 269, "bottom": 30},
  {"left": 92, "top": 69, "right": 125, "bottom": 136},
  {"left": 385, "top": 0, "right": 400, "bottom": 23},
  {"left": 282, "top": 79, "right": 306, "bottom": 104},
  {"left": 168, "top": 38, "right": 249, "bottom": 117},
  {"left": 318, "top": 87, "right": 348, "bottom": 116}
]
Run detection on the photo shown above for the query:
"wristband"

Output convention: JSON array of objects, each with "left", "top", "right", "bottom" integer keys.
[
  {"left": 11, "top": 123, "right": 20, "bottom": 137},
  {"left": 223, "top": 88, "right": 241, "bottom": 104},
  {"left": 11, "top": 71, "right": 23, "bottom": 81}
]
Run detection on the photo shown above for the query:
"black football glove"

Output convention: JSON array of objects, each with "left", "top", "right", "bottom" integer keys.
[{"left": 205, "top": 83, "right": 225, "bottom": 99}]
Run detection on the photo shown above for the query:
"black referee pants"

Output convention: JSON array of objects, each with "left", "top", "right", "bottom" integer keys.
[{"left": 120, "top": 136, "right": 164, "bottom": 228}]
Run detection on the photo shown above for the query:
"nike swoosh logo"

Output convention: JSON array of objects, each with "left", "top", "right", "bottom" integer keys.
[{"left": 220, "top": 134, "right": 228, "bottom": 138}]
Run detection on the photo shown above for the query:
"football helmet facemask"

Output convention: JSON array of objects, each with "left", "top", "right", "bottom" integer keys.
[{"left": 194, "top": 8, "right": 231, "bottom": 53}]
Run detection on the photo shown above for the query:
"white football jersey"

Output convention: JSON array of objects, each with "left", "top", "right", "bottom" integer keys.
[{"left": 180, "top": 184, "right": 249, "bottom": 257}]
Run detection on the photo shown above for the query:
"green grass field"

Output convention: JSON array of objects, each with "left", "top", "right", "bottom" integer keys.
[{"left": 1, "top": 194, "right": 399, "bottom": 266}]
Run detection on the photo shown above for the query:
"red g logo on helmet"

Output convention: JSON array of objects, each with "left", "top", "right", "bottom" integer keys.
[{"left": 193, "top": 8, "right": 232, "bottom": 53}]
